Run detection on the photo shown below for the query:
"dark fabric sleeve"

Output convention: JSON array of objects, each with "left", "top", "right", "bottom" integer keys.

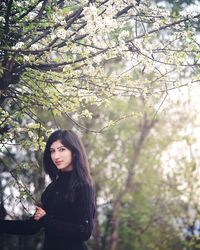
[
  {"left": 0, "top": 216, "right": 43, "bottom": 235},
  {"left": 41, "top": 183, "right": 95, "bottom": 241}
]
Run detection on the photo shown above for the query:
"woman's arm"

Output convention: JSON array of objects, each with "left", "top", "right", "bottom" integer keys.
[
  {"left": 0, "top": 216, "right": 43, "bottom": 235},
  {"left": 40, "top": 183, "right": 96, "bottom": 241}
]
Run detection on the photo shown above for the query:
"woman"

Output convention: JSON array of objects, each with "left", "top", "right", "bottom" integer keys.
[{"left": 0, "top": 130, "right": 96, "bottom": 250}]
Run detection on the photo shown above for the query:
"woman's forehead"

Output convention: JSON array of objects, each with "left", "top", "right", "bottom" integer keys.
[{"left": 50, "top": 140, "right": 64, "bottom": 149}]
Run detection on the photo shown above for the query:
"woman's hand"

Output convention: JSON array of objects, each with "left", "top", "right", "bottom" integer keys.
[{"left": 34, "top": 206, "right": 46, "bottom": 221}]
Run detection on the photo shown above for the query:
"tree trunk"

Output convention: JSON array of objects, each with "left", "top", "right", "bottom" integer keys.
[
  {"left": 0, "top": 60, "right": 14, "bottom": 106},
  {"left": 0, "top": 177, "right": 6, "bottom": 250},
  {"left": 108, "top": 114, "right": 156, "bottom": 250},
  {"left": 92, "top": 182, "right": 101, "bottom": 250}
]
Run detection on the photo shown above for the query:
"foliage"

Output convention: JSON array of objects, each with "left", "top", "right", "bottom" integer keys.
[
  {"left": 1, "top": 0, "right": 200, "bottom": 148},
  {"left": 80, "top": 92, "right": 200, "bottom": 250},
  {"left": 1, "top": 0, "right": 200, "bottom": 249}
]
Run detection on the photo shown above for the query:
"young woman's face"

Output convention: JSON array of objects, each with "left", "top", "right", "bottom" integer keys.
[{"left": 50, "top": 140, "right": 73, "bottom": 171}]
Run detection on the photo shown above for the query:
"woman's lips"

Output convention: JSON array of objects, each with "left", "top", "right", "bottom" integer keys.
[{"left": 55, "top": 161, "right": 62, "bottom": 165}]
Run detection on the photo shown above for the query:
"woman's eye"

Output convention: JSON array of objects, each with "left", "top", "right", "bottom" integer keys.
[{"left": 59, "top": 148, "right": 66, "bottom": 152}]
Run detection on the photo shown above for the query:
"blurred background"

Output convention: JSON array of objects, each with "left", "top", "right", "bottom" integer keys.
[{"left": 1, "top": 0, "right": 200, "bottom": 249}]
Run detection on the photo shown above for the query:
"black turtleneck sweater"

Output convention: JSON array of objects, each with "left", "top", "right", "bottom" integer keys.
[{"left": 0, "top": 171, "right": 96, "bottom": 250}]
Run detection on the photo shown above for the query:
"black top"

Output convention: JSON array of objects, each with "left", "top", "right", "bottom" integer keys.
[{"left": 0, "top": 171, "right": 96, "bottom": 250}]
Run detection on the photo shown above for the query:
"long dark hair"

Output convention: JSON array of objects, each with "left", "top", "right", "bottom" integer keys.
[{"left": 43, "top": 130, "right": 93, "bottom": 199}]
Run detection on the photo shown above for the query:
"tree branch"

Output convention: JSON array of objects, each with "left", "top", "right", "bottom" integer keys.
[{"left": 129, "top": 13, "right": 200, "bottom": 41}]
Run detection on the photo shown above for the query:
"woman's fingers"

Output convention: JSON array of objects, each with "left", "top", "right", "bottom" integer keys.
[{"left": 34, "top": 206, "right": 46, "bottom": 220}]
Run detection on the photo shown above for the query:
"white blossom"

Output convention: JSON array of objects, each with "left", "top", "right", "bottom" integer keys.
[
  {"left": 53, "top": 13, "right": 65, "bottom": 24},
  {"left": 93, "top": 55, "right": 102, "bottom": 64},
  {"left": 60, "top": 20, "right": 66, "bottom": 26},
  {"left": 0, "top": 16, "right": 4, "bottom": 22},
  {"left": 30, "top": 43, "right": 39, "bottom": 50},
  {"left": 23, "top": 55, "right": 30, "bottom": 61},
  {"left": 28, "top": 131, "right": 34, "bottom": 138},
  {"left": 56, "top": 27, "right": 67, "bottom": 39},
  {"left": 118, "top": 30, "right": 130, "bottom": 41},
  {"left": 13, "top": 42, "right": 24, "bottom": 49},
  {"left": 153, "top": 22, "right": 160, "bottom": 30}
]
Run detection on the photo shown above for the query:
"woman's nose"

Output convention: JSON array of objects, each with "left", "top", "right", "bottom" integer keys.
[{"left": 54, "top": 151, "right": 60, "bottom": 159}]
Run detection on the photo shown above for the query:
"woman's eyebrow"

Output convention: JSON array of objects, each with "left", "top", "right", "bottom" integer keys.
[{"left": 50, "top": 146, "right": 65, "bottom": 150}]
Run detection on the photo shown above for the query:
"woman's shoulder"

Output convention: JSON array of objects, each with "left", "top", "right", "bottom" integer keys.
[
  {"left": 75, "top": 181, "right": 95, "bottom": 198},
  {"left": 41, "top": 181, "right": 55, "bottom": 196},
  {"left": 76, "top": 180, "right": 93, "bottom": 190}
]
